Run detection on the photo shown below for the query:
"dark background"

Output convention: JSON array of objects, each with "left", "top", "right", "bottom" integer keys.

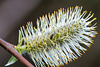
[{"left": 0, "top": 0, "right": 100, "bottom": 67}]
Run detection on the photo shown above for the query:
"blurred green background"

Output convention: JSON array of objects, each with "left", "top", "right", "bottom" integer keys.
[{"left": 0, "top": 0, "right": 100, "bottom": 67}]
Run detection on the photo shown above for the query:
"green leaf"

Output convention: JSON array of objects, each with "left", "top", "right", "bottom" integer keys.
[
  {"left": 5, "top": 56, "right": 17, "bottom": 66},
  {"left": 18, "top": 30, "right": 22, "bottom": 45},
  {"left": 18, "top": 30, "right": 23, "bottom": 47}
]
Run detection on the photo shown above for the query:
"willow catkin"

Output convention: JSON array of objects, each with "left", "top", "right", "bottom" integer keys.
[{"left": 15, "top": 6, "right": 97, "bottom": 67}]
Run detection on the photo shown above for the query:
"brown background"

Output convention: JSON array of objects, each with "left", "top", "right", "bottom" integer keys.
[{"left": 0, "top": 0, "right": 100, "bottom": 67}]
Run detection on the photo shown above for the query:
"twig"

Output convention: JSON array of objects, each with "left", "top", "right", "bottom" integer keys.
[{"left": 0, "top": 38, "right": 34, "bottom": 67}]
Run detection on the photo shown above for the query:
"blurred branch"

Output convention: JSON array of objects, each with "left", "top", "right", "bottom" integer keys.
[{"left": 0, "top": 38, "right": 34, "bottom": 67}]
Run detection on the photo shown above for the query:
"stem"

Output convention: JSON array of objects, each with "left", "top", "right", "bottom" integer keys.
[{"left": 0, "top": 38, "right": 34, "bottom": 67}]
